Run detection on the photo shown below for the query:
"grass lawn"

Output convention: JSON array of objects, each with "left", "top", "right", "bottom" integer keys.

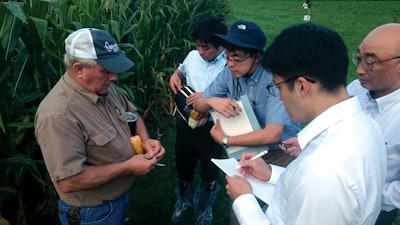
[{"left": 128, "top": 1, "right": 400, "bottom": 225}]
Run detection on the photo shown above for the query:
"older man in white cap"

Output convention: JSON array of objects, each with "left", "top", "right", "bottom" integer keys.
[{"left": 35, "top": 28, "right": 165, "bottom": 225}]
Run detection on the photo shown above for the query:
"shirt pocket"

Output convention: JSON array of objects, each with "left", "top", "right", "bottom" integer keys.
[{"left": 90, "top": 126, "right": 117, "bottom": 146}]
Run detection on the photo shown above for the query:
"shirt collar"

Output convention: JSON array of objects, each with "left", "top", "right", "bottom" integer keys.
[
  {"left": 298, "top": 96, "right": 362, "bottom": 150},
  {"left": 242, "top": 65, "right": 263, "bottom": 85},
  {"left": 63, "top": 72, "right": 104, "bottom": 104},
  {"left": 207, "top": 51, "right": 225, "bottom": 64},
  {"left": 372, "top": 88, "right": 400, "bottom": 113}
]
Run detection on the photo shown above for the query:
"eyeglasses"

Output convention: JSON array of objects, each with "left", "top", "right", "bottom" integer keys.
[
  {"left": 266, "top": 76, "right": 316, "bottom": 97},
  {"left": 222, "top": 53, "right": 251, "bottom": 63},
  {"left": 352, "top": 52, "right": 400, "bottom": 71}
]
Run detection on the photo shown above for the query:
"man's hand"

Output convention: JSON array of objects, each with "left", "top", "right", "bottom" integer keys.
[
  {"left": 169, "top": 71, "right": 183, "bottom": 94},
  {"left": 225, "top": 175, "right": 252, "bottom": 200},
  {"left": 210, "top": 119, "right": 226, "bottom": 145},
  {"left": 186, "top": 92, "right": 203, "bottom": 105},
  {"left": 208, "top": 97, "right": 241, "bottom": 117},
  {"left": 238, "top": 152, "right": 271, "bottom": 181},
  {"left": 280, "top": 137, "right": 302, "bottom": 156},
  {"left": 141, "top": 138, "right": 166, "bottom": 161}
]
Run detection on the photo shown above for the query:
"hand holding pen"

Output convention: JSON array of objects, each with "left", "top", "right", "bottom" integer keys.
[
  {"left": 236, "top": 150, "right": 268, "bottom": 169},
  {"left": 237, "top": 150, "right": 271, "bottom": 182}
]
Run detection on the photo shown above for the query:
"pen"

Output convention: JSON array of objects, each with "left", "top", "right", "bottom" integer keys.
[
  {"left": 280, "top": 142, "right": 289, "bottom": 149},
  {"left": 236, "top": 150, "right": 269, "bottom": 169}
]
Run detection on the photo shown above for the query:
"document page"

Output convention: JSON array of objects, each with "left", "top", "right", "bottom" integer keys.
[{"left": 211, "top": 158, "right": 275, "bottom": 204}]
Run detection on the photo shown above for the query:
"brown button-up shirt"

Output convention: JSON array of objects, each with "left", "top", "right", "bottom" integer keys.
[{"left": 35, "top": 72, "right": 136, "bottom": 206}]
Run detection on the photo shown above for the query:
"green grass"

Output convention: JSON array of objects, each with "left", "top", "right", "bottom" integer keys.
[
  {"left": 128, "top": 1, "right": 400, "bottom": 225},
  {"left": 228, "top": 0, "right": 400, "bottom": 83}
]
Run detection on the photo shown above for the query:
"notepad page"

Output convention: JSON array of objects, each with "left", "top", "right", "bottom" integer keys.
[{"left": 211, "top": 158, "right": 275, "bottom": 204}]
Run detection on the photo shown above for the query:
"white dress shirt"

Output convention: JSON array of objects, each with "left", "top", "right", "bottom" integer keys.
[
  {"left": 348, "top": 80, "right": 400, "bottom": 212},
  {"left": 232, "top": 96, "right": 387, "bottom": 225},
  {"left": 178, "top": 50, "right": 225, "bottom": 92}
]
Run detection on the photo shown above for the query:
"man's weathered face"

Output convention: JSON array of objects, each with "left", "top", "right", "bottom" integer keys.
[{"left": 79, "top": 63, "right": 118, "bottom": 95}]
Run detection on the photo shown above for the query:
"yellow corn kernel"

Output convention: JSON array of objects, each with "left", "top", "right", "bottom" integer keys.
[{"left": 130, "top": 135, "right": 143, "bottom": 154}]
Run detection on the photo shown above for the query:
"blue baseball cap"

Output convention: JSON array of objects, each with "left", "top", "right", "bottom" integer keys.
[
  {"left": 214, "top": 20, "right": 266, "bottom": 51},
  {"left": 65, "top": 28, "right": 134, "bottom": 73}
]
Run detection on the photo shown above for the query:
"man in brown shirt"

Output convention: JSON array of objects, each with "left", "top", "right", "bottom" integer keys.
[{"left": 35, "top": 28, "right": 165, "bottom": 225}]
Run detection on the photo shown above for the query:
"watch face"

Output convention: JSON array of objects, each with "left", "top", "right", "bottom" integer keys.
[{"left": 222, "top": 137, "right": 228, "bottom": 148}]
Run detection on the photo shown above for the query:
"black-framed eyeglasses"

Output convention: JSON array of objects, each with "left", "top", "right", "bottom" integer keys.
[
  {"left": 266, "top": 76, "right": 316, "bottom": 97},
  {"left": 222, "top": 53, "right": 251, "bottom": 63},
  {"left": 352, "top": 52, "right": 400, "bottom": 71}
]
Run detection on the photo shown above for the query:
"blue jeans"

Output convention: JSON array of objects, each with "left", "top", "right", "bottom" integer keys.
[{"left": 58, "top": 193, "right": 129, "bottom": 225}]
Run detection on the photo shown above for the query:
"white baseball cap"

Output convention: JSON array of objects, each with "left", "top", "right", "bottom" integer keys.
[{"left": 65, "top": 28, "right": 134, "bottom": 73}]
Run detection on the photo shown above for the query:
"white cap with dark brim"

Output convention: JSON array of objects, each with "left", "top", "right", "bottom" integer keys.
[{"left": 65, "top": 28, "right": 134, "bottom": 73}]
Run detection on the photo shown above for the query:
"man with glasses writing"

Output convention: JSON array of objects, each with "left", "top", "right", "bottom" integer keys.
[
  {"left": 347, "top": 23, "right": 400, "bottom": 225},
  {"left": 194, "top": 20, "right": 300, "bottom": 166},
  {"left": 225, "top": 22, "right": 387, "bottom": 225}
]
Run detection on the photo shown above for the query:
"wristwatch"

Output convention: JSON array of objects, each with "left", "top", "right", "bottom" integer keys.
[{"left": 222, "top": 136, "right": 229, "bottom": 149}]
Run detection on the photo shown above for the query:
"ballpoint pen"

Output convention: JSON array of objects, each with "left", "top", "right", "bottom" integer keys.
[{"left": 236, "top": 150, "right": 269, "bottom": 169}]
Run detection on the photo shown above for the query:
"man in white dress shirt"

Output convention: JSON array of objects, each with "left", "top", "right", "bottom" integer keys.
[
  {"left": 225, "top": 23, "right": 387, "bottom": 225},
  {"left": 347, "top": 23, "right": 400, "bottom": 225}
]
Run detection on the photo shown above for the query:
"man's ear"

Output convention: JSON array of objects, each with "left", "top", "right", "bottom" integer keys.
[
  {"left": 296, "top": 76, "right": 312, "bottom": 97},
  {"left": 72, "top": 62, "right": 84, "bottom": 77}
]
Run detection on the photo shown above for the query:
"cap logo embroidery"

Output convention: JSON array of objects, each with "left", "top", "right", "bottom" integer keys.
[
  {"left": 104, "top": 41, "right": 119, "bottom": 53},
  {"left": 237, "top": 24, "right": 246, "bottom": 30}
]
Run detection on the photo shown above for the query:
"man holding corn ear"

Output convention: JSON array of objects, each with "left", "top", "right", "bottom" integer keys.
[{"left": 35, "top": 28, "right": 165, "bottom": 225}]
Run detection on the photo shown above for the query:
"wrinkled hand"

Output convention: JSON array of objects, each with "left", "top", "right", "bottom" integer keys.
[
  {"left": 210, "top": 119, "right": 225, "bottom": 145},
  {"left": 225, "top": 175, "right": 252, "bottom": 200},
  {"left": 127, "top": 154, "right": 158, "bottom": 176},
  {"left": 208, "top": 97, "right": 241, "bottom": 117},
  {"left": 280, "top": 137, "right": 302, "bottom": 156},
  {"left": 141, "top": 138, "right": 165, "bottom": 161}
]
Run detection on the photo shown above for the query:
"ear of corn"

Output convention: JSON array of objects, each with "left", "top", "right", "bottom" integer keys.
[{"left": 130, "top": 135, "right": 144, "bottom": 154}]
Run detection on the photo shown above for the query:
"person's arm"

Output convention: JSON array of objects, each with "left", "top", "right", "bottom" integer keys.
[
  {"left": 381, "top": 145, "right": 400, "bottom": 209},
  {"left": 194, "top": 95, "right": 241, "bottom": 116},
  {"left": 57, "top": 155, "right": 157, "bottom": 193},
  {"left": 225, "top": 152, "right": 273, "bottom": 225},
  {"left": 211, "top": 119, "right": 284, "bottom": 147},
  {"left": 232, "top": 194, "right": 271, "bottom": 225},
  {"left": 169, "top": 68, "right": 184, "bottom": 94},
  {"left": 280, "top": 137, "right": 302, "bottom": 156}
]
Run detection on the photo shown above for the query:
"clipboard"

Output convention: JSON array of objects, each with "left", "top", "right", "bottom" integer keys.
[{"left": 210, "top": 95, "right": 268, "bottom": 159}]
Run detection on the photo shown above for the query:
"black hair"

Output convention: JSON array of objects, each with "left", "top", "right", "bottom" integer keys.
[
  {"left": 262, "top": 23, "right": 348, "bottom": 92},
  {"left": 223, "top": 42, "right": 260, "bottom": 57},
  {"left": 192, "top": 16, "right": 227, "bottom": 48}
]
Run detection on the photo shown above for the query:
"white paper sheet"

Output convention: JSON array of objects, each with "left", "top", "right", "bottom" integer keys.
[{"left": 211, "top": 158, "right": 275, "bottom": 204}]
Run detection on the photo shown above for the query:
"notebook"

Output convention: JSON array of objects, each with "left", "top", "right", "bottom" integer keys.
[
  {"left": 210, "top": 95, "right": 268, "bottom": 159},
  {"left": 211, "top": 157, "right": 275, "bottom": 204}
]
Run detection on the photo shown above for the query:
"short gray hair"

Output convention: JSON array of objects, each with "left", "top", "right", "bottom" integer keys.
[{"left": 63, "top": 53, "right": 97, "bottom": 68}]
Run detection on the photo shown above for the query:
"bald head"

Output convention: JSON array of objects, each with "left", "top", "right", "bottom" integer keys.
[
  {"left": 360, "top": 23, "right": 400, "bottom": 57},
  {"left": 355, "top": 23, "right": 400, "bottom": 98}
]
